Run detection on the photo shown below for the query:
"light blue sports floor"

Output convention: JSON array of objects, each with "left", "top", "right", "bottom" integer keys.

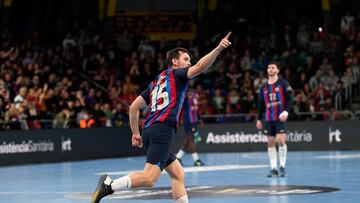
[{"left": 0, "top": 151, "right": 359, "bottom": 203}]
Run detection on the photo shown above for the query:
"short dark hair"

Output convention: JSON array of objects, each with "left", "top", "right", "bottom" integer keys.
[
  {"left": 268, "top": 62, "right": 281, "bottom": 70},
  {"left": 165, "top": 47, "right": 189, "bottom": 67}
]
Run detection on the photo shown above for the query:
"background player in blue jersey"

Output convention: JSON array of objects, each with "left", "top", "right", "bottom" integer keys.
[
  {"left": 256, "top": 63, "right": 293, "bottom": 177},
  {"left": 176, "top": 83, "right": 205, "bottom": 167},
  {"left": 92, "top": 32, "right": 232, "bottom": 203}
]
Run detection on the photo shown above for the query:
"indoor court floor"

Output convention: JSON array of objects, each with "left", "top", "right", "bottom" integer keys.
[{"left": 0, "top": 150, "right": 359, "bottom": 203}]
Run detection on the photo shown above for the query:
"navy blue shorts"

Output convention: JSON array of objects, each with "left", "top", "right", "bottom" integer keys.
[
  {"left": 183, "top": 122, "right": 198, "bottom": 135},
  {"left": 142, "top": 122, "right": 177, "bottom": 171},
  {"left": 264, "top": 121, "right": 286, "bottom": 137}
]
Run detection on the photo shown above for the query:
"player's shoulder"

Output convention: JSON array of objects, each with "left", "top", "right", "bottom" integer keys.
[
  {"left": 278, "top": 77, "right": 290, "bottom": 85},
  {"left": 172, "top": 67, "right": 190, "bottom": 81},
  {"left": 260, "top": 81, "right": 267, "bottom": 88}
]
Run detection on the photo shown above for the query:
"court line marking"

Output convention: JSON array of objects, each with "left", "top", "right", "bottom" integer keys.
[
  {"left": 95, "top": 164, "right": 268, "bottom": 176},
  {"left": 316, "top": 154, "right": 360, "bottom": 159},
  {"left": 0, "top": 192, "right": 69, "bottom": 194}
]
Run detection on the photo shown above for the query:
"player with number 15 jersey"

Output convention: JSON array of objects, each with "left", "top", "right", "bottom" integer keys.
[
  {"left": 92, "top": 32, "right": 232, "bottom": 203},
  {"left": 142, "top": 67, "right": 189, "bottom": 129}
]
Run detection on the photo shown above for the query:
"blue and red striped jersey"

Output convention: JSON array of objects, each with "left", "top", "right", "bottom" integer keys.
[
  {"left": 182, "top": 89, "right": 200, "bottom": 124},
  {"left": 141, "top": 68, "right": 189, "bottom": 128},
  {"left": 258, "top": 78, "right": 292, "bottom": 122}
]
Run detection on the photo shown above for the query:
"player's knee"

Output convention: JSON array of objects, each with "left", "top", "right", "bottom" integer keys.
[{"left": 267, "top": 140, "right": 276, "bottom": 147}]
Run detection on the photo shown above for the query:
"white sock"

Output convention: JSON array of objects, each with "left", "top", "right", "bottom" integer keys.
[
  {"left": 111, "top": 175, "right": 132, "bottom": 191},
  {"left": 279, "top": 144, "right": 287, "bottom": 168},
  {"left": 268, "top": 147, "right": 277, "bottom": 169},
  {"left": 175, "top": 195, "right": 189, "bottom": 203},
  {"left": 192, "top": 153, "right": 199, "bottom": 161},
  {"left": 176, "top": 150, "right": 185, "bottom": 159}
]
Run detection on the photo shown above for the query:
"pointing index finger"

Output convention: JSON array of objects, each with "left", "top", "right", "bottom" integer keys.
[{"left": 224, "top": 31, "right": 232, "bottom": 40}]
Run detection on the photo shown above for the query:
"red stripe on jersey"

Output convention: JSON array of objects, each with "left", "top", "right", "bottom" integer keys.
[
  {"left": 272, "top": 85, "right": 278, "bottom": 120},
  {"left": 264, "top": 86, "right": 270, "bottom": 121},
  {"left": 158, "top": 70, "right": 177, "bottom": 122},
  {"left": 146, "top": 72, "right": 167, "bottom": 127}
]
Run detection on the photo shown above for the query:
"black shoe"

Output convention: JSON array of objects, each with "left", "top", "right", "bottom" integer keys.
[
  {"left": 92, "top": 174, "right": 114, "bottom": 203},
  {"left": 267, "top": 169, "right": 279, "bottom": 177},
  {"left": 194, "top": 159, "right": 205, "bottom": 166},
  {"left": 279, "top": 167, "right": 287, "bottom": 177}
]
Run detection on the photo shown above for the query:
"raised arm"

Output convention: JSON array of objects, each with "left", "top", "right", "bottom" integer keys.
[{"left": 187, "top": 32, "right": 232, "bottom": 79}]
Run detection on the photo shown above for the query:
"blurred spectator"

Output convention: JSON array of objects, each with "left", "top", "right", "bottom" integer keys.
[
  {"left": 333, "top": 81, "right": 347, "bottom": 111},
  {"left": 112, "top": 103, "right": 128, "bottom": 127},
  {"left": 313, "top": 82, "right": 331, "bottom": 111},
  {"left": 323, "top": 69, "right": 339, "bottom": 94},
  {"left": 14, "top": 86, "right": 27, "bottom": 108},
  {"left": 53, "top": 109, "right": 71, "bottom": 129},
  {"left": 292, "top": 93, "right": 309, "bottom": 120},
  {"left": 78, "top": 110, "right": 95, "bottom": 128},
  {"left": 212, "top": 88, "right": 226, "bottom": 114},
  {"left": 309, "top": 69, "right": 324, "bottom": 91},
  {"left": 226, "top": 88, "right": 241, "bottom": 113}
]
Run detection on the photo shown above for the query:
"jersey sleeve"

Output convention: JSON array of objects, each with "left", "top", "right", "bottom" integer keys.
[
  {"left": 283, "top": 80, "right": 293, "bottom": 112},
  {"left": 140, "top": 84, "right": 151, "bottom": 105}
]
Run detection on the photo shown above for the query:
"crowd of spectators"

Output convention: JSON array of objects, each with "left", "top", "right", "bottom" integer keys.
[{"left": 1, "top": 6, "right": 360, "bottom": 130}]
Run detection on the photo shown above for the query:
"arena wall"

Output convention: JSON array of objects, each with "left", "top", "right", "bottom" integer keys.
[{"left": 0, "top": 121, "right": 359, "bottom": 165}]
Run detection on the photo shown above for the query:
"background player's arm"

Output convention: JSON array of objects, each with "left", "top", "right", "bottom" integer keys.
[
  {"left": 279, "top": 82, "right": 293, "bottom": 121},
  {"left": 129, "top": 95, "right": 147, "bottom": 147},
  {"left": 187, "top": 32, "right": 232, "bottom": 79},
  {"left": 256, "top": 86, "right": 265, "bottom": 129}
]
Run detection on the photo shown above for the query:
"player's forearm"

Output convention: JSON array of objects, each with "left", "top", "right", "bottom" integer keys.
[
  {"left": 284, "top": 90, "right": 293, "bottom": 112},
  {"left": 129, "top": 108, "right": 140, "bottom": 135},
  {"left": 188, "top": 47, "right": 222, "bottom": 79},
  {"left": 197, "top": 47, "right": 222, "bottom": 70}
]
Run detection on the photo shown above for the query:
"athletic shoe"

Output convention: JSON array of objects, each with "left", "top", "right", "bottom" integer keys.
[
  {"left": 267, "top": 169, "right": 279, "bottom": 177},
  {"left": 279, "top": 167, "right": 287, "bottom": 177},
  {"left": 193, "top": 159, "right": 205, "bottom": 166},
  {"left": 92, "top": 174, "right": 114, "bottom": 203}
]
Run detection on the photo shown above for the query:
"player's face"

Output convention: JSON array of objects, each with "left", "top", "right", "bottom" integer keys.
[
  {"left": 267, "top": 64, "right": 279, "bottom": 77},
  {"left": 173, "top": 51, "right": 191, "bottom": 68}
]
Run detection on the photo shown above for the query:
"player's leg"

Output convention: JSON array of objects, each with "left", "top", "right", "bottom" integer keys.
[
  {"left": 92, "top": 162, "right": 163, "bottom": 203},
  {"left": 265, "top": 122, "right": 278, "bottom": 177},
  {"left": 165, "top": 158, "right": 188, "bottom": 203},
  {"left": 277, "top": 134, "right": 287, "bottom": 176},
  {"left": 92, "top": 123, "right": 172, "bottom": 203},
  {"left": 187, "top": 126, "right": 204, "bottom": 166},
  {"left": 276, "top": 121, "right": 287, "bottom": 177},
  {"left": 176, "top": 137, "right": 189, "bottom": 164}
]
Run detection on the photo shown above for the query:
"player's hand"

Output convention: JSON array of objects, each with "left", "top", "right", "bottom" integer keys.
[
  {"left": 217, "top": 31, "right": 232, "bottom": 51},
  {"left": 132, "top": 134, "right": 143, "bottom": 148},
  {"left": 256, "top": 120, "right": 262, "bottom": 130},
  {"left": 279, "top": 111, "right": 289, "bottom": 122}
]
